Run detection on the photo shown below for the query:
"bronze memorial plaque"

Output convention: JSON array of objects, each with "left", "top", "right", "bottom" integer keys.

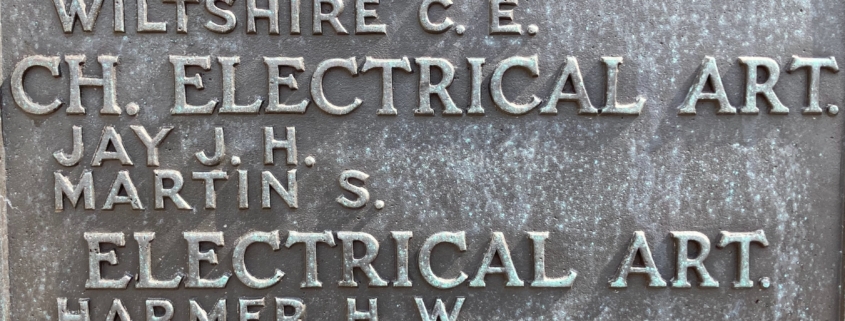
[{"left": 0, "top": 0, "right": 843, "bottom": 319}]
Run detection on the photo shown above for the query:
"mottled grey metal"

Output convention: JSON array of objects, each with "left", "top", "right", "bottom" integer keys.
[{"left": 1, "top": 0, "right": 845, "bottom": 320}]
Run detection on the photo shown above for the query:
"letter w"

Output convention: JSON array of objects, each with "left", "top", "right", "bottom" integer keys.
[
  {"left": 53, "top": 0, "right": 105, "bottom": 32},
  {"left": 415, "top": 297, "right": 465, "bottom": 321}
]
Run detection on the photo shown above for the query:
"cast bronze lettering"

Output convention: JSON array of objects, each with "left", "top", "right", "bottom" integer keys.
[{"left": 0, "top": 0, "right": 842, "bottom": 319}]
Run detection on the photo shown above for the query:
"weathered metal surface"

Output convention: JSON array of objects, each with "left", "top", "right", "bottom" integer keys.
[{"left": 0, "top": 0, "right": 844, "bottom": 320}]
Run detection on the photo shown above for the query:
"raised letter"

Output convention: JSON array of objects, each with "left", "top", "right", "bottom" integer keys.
[
  {"left": 170, "top": 55, "right": 217, "bottom": 114},
  {"left": 196, "top": 127, "right": 226, "bottom": 166},
  {"left": 717, "top": 230, "right": 769, "bottom": 288},
  {"left": 347, "top": 298, "right": 378, "bottom": 321},
  {"left": 670, "top": 231, "right": 719, "bottom": 288},
  {"left": 355, "top": 0, "right": 385, "bottom": 34},
  {"left": 418, "top": 0, "right": 453, "bottom": 33},
  {"left": 193, "top": 171, "right": 228, "bottom": 209},
  {"left": 66, "top": 55, "right": 120, "bottom": 114},
  {"left": 239, "top": 298, "right": 264, "bottom": 321},
  {"left": 467, "top": 58, "right": 486, "bottom": 114},
  {"left": 608, "top": 231, "right": 667, "bottom": 288},
  {"left": 55, "top": 171, "right": 95, "bottom": 211},
  {"left": 313, "top": 0, "right": 348, "bottom": 34},
  {"left": 114, "top": 0, "right": 126, "bottom": 31},
  {"left": 219, "top": 57, "right": 263, "bottom": 113},
  {"left": 392, "top": 231, "right": 413, "bottom": 287},
  {"left": 247, "top": 0, "right": 280, "bottom": 34},
  {"left": 238, "top": 170, "right": 249, "bottom": 209},
  {"left": 137, "top": 0, "right": 167, "bottom": 32},
  {"left": 528, "top": 232, "right": 576, "bottom": 287},
  {"left": 190, "top": 299, "right": 227, "bottom": 321},
  {"left": 233, "top": 230, "right": 284, "bottom": 289},
  {"left": 53, "top": 0, "right": 104, "bottom": 32},
  {"left": 265, "top": 57, "right": 309, "bottom": 113},
  {"left": 131, "top": 125, "right": 174, "bottom": 167},
  {"left": 146, "top": 299, "right": 174, "bottom": 321},
  {"left": 184, "top": 231, "right": 231, "bottom": 288},
  {"left": 284, "top": 231, "right": 336, "bottom": 288},
  {"left": 414, "top": 297, "right": 464, "bottom": 321},
  {"left": 135, "top": 232, "right": 183, "bottom": 288},
  {"left": 204, "top": 0, "right": 236, "bottom": 33},
  {"left": 264, "top": 127, "right": 297, "bottom": 165},
  {"left": 337, "top": 170, "right": 369, "bottom": 208},
  {"left": 677, "top": 56, "right": 736, "bottom": 115},
  {"left": 491, "top": 55, "right": 541, "bottom": 115},
  {"left": 738, "top": 57, "right": 788, "bottom": 114},
  {"left": 275, "top": 298, "right": 305, "bottom": 321},
  {"left": 362, "top": 57, "right": 412, "bottom": 115},
  {"left": 469, "top": 232, "right": 523, "bottom": 287},
  {"left": 103, "top": 171, "right": 144, "bottom": 210},
  {"left": 262, "top": 170, "right": 298, "bottom": 208},
  {"left": 337, "top": 232, "right": 388, "bottom": 287},
  {"left": 84, "top": 232, "right": 131, "bottom": 289},
  {"left": 419, "top": 232, "right": 467, "bottom": 289},
  {"left": 541, "top": 56, "right": 597, "bottom": 115},
  {"left": 489, "top": 0, "right": 522, "bottom": 34},
  {"left": 57, "top": 298, "right": 91, "bottom": 321},
  {"left": 312, "top": 58, "right": 361, "bottom": 115},
  {"left": 106, "top": 299, "right": 131, "bottom": 321},
  {"left": 788, "top": 56, "right": 839, "bottom": 114},
  {"left": 12, "top": 56, "right": 62, "bottom": 115},
  {"left": 416, "top": 58, "right": 461, "bottom": 115},
  {"left": 54, "top": 126, "right": 84, "bottom": 166},
  {"left": 154, "top": 169, "right": 192, "bottom": 210},
  {"left": 290, "top": 0, "right": 302, "bottom": 34},
  {"left": 600, "top": 57, "right": 646, "bottom": 115},
  {"left": 92, "top": 126, "right": 134, "bottom": 166}
]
